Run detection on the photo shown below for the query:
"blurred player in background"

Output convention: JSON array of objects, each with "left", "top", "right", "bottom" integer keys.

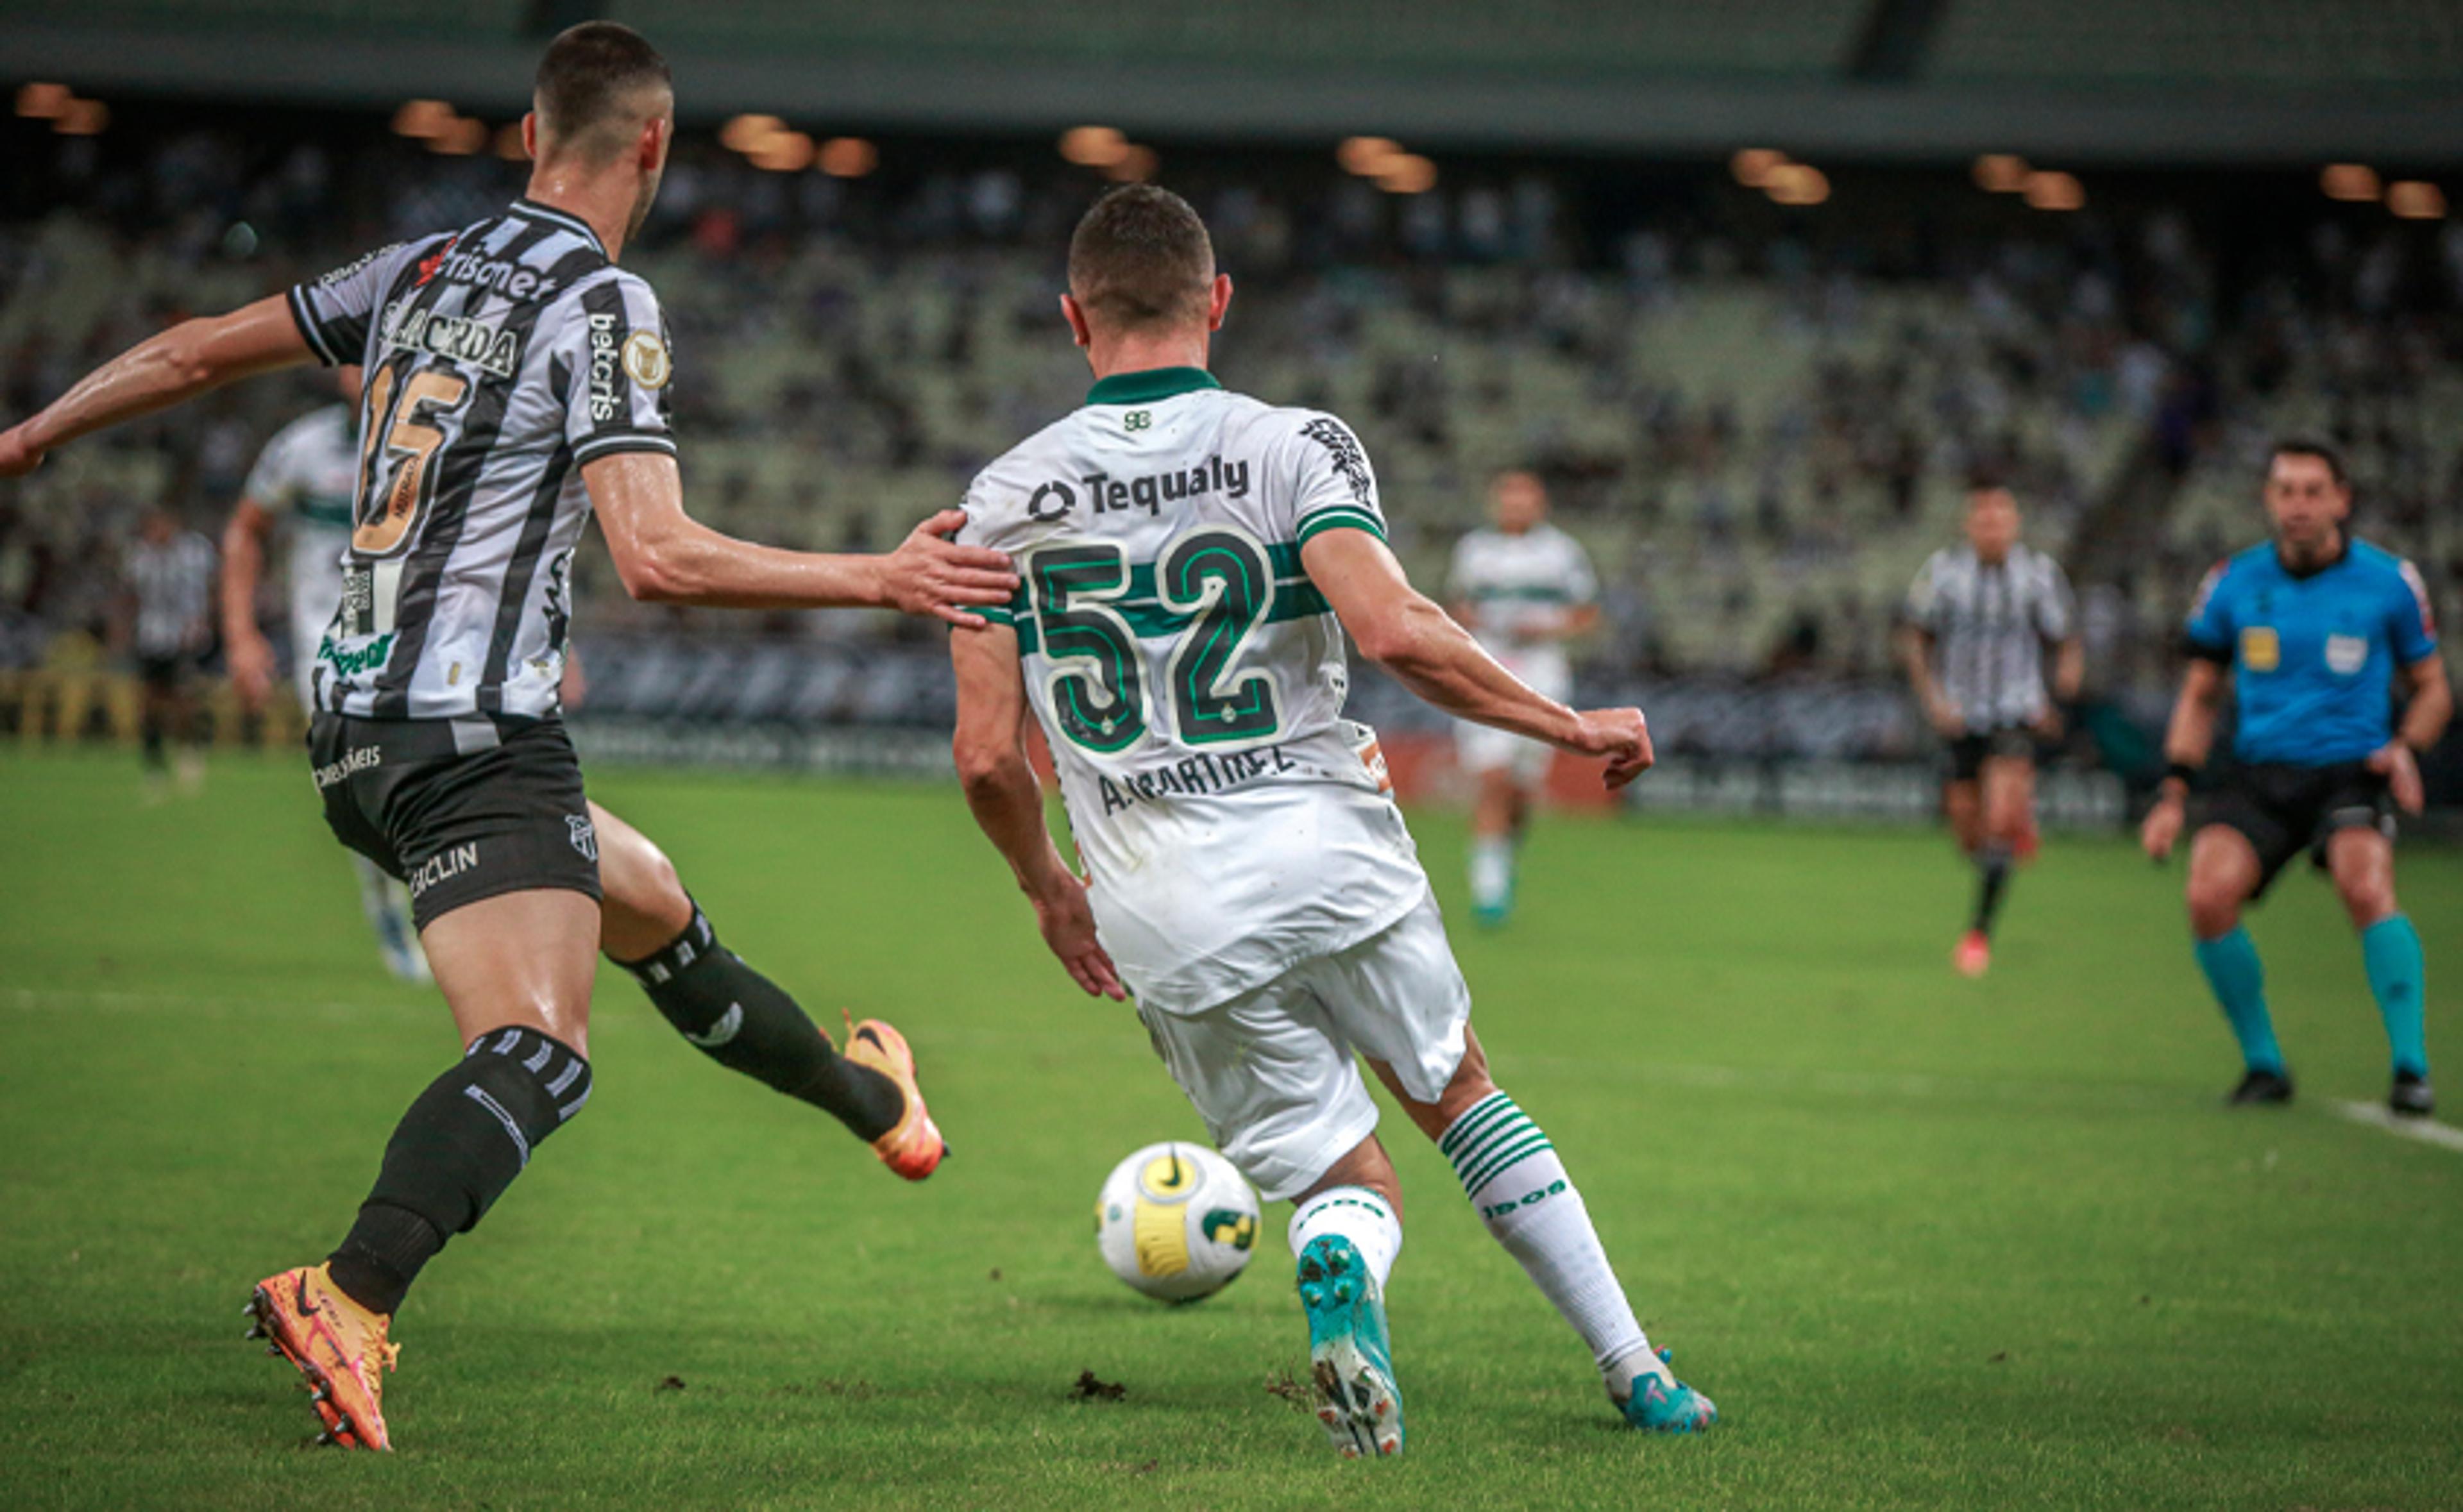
[
  {"left": 221, "top": 368, "right": 429, "bottom": 982},
  {"left": 1446, "top": 470, "right": 1599, "bottom": 926},
  {"left": 952, "top": 185, "right": 1713, "bottom": 1457},
  {"left": 123, "top": 505, "right": 217, "bottom": 800},
  {"left": 2142, "top": 441, "right": 2450, "bottom": 1116},
  {"left": 1900, "top": 485, "right": 2082, "bottom": 977},
  {"left": 0, "top": 21, "right": 1014, "bottom": 1452}
]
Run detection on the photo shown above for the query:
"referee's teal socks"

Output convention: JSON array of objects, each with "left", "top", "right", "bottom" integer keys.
[
  {"left": 2362, "top": 914, "right": 2429, "bottom": 1079},
  {"left": 2194, "top": 927, "right": 2283, "bottom": 1075}
]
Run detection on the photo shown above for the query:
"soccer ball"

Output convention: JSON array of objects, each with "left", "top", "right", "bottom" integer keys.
[{"left": 1095, "top": 1142, "right": 1260, "bottom": 1304}]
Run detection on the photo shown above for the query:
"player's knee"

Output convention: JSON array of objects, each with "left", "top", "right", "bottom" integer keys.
[
  {"left": 2334, "top": 876, "right": 2396, "bottom": 930},
  {"left": 2185, "top": 877, "right": 2243, "bottom": 937}
]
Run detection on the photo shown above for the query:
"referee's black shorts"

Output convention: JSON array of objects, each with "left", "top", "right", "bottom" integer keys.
[
  {"left": 1946, "top": 725, "right": 2038, "bottom": 783},
  {"left": 309, "top": 712, "right": 602, "bottom": 931},
  {"left": 2201, "top": 759, "right": 2395, "bottom": 898}
]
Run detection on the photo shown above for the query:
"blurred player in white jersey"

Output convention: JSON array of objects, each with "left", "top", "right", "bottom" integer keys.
[
  {"left": 222, "top": 369, "right": 430, "bottom": 982},
  {"left": 1446, "top": 471, "right": 1599, "bottom": 925},
  {"left": 952, "top": 186, "right": 1714, "bottom": 1457}
]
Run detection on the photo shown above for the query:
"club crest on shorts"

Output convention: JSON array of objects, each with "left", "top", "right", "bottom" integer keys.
[{"left": 568, "top": 812, "right": 598, "bottom": 862}]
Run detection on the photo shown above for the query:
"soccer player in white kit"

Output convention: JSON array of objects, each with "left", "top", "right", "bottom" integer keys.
[
  {"left": 1447, "top": 471, "right": 1600, "bottom": 925},
  {"left": 951, "top": 187, "right": 1716, "bottom": 1457},
  {"left": 221, "top": 369, "right": 430, "bottom": 982}
]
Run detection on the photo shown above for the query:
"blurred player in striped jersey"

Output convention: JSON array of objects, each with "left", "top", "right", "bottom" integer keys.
[
  {"left": 1900, "top": 485, "right": 2081, "bottom": 977},
  {"left": 222, "top": 368, "right": 429, "bottom": 981},
  {"left": 1446, "top": 471, "right": 1599, "bottom": 926}
]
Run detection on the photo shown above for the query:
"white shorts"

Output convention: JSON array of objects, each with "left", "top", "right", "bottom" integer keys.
[
  {"left": 1137, "top": 891, "right": 1471, "bottom": 1202},
  {"left": 1456, "top": 719, "right": 1555, "bottom": 785}
]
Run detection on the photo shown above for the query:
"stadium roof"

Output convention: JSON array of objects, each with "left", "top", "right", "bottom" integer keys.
[{"left": 4, "top": 0, "right": 2461, "bottom": 163}]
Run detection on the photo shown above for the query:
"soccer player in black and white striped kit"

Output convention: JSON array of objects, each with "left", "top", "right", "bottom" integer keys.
[
  {"left": 0, "top": 23, "right": 1017, "bottom": 1450},
  {"left": 1900, "top": 485, "right": 2083, "bottom": 977}
]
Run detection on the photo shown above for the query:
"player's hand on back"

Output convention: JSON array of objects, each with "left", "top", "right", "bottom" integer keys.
[
  {"left": 1569, "top": 707, "right": 1653, "bottom": 791},
  {"left": 880, "top": 510, "right": 1020, "bottom": 628},
  {"left": 1028, "top": 868, "right": 1128, "bottom": 1001},
  {"left": 226, "top": 626, "right": 276, "bottom": 714},
  {"left": 2368, "top": 742, "right": 2426, "bottom": 816}
]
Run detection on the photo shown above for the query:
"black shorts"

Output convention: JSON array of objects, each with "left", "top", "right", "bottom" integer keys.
[
  {"left": 1947, "top": 726, "right": 2036, "bottom": 782},
  {"left": 137, "top": 651, "right": 201, "bottom": 693},
  {"left": 2203, "top": 759, "right": 2395, "bottom": 898},
  {"left": 309, "top": 712, "right": 601, "bottom": 931}
]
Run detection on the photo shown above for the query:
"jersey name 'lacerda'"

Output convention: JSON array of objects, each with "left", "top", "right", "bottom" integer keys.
[
  {"left": 286, "top": 197, "right": 677, "bottom": 720},
  {"left": 963, "top": 371, "right": 1432, "bottom": 1014}
]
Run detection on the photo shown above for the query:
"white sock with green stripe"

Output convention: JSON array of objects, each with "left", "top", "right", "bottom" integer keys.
[
  {"left": 1289, "top": 1186, "right": 1401, "bottom": 1291},
  {"left": 1441, "top": 1091, "right": 1662, "bottom": 1400}
]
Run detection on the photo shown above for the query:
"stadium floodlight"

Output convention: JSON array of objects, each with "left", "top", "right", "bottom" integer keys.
[
  {"left": 2385, "top": 180, "right": 2447, "bottom": 220},
  {"left": 1060, "top": 126, "right": 1130, "bottom": 167},
  {"left": 1972, "top": 154, "right": 2029, "bottom": 193},
  {"left": 391, "top": 99, "right": 454, "bottom": 140},
  {"left": 15, "top": 82, "right": 71, "bottom": 120},
  {"left": 1766, "top": 163, "right": 1829, "bottom": 205},
  {"left": 427, "top": 116, "right": 487, "bottom": 156},
  {"left": 818, "top": 137, "right": 878, "bottom": 178},
  {"left": 2321, "top": 164, "right": 2380, "bottom": 202},
  {"left": 53, "top": 97, "right": 109, "bottom": 137},
  {"left": 748, "top": 130, "right": 816, "bottom": 172},
  {"left": 1339, "top": 137, "right": 1403, "bottom": 176},
  {"left": 2023, "top": 171, "right": 2085, "bottom": 210},
  {"left": 1375, "top": 153, "right": 1437, "bottom": 194},
  {"left": 1103, "top": 145, "right": 1160, "bottom": 184},
  {"left": 1731, "top": 148, "right": 1786, "bottom": 188},
  {"left": 720, "top": 113, "right": 786, "bottom": 155}
]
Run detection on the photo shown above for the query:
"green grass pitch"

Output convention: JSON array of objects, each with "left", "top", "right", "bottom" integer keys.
[{"left": 2, "top": 750, "right": 2459, "bottom": 1510}]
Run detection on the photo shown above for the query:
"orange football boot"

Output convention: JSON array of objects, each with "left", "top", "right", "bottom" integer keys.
[
  {"left": 245, "top": 1263, "right": 400, "bottom": 1449},
  {"left": 842, "top": 1012, "right": 945, "bottom": 1180}
]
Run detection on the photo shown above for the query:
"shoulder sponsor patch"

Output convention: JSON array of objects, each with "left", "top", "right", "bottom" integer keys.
[{"left": 622, "top": 330, "right": 672, "bottom": 389}]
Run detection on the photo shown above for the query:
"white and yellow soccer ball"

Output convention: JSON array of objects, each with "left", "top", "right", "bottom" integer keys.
[{"left": 1095, "top": 1142, "right": 1260, "bottom": 1304}]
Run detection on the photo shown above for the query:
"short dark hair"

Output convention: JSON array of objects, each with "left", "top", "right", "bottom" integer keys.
[
  {"left": 1068, "top": 185, "right": 1215, "bottom": 332},
  {"left": 2269, "top": 437, "right": 2348, "bottom": 487},
  {"left": 534, "top": 21, "right": 671, "bottom": 160}
]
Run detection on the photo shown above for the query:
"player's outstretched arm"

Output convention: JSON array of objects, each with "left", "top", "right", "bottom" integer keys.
[
  {"left": 949, "top": 625, "right": 1125, "bottom": 999},
  {"left": 0, "top": 296, "right": 311, "bottom": 478},
  {"left": 220, "top": 500, "right": 278, "bottom": 713},
  {"left": 2143, "top": 658, "right": 2228, "bottom": 859},
  {"left": 583, "top": 452, "right": 1017, "bottom": 623},
  {"left": 1302, "top": 528, "right": 1652, "bottom": 789}
]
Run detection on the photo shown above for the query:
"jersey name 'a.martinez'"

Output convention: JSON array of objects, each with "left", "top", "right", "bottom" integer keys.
[
  {"left": 286, "top": 198, "right": 676, "bottom": 721},
  {"left": 961, "top": 367, "right": 1431, "bottom": 1015},
  {"left": 2185, "top": 537, "right": 2438, "bottom": 766}
]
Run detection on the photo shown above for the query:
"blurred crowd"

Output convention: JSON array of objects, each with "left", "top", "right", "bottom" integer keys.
[{"left": 3, "top": 113, "right": 2459, "bottom": 746}]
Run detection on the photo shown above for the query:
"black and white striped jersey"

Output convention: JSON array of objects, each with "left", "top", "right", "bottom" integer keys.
[
  {"left": 285, "top": 197, "right": 675, "bottom": 720},
  {"left": 1904, "top": 542, "right": 2076, "bottom": 732},
  {"left": 125, "top": 530, "right": 216, "bottom": 658}
]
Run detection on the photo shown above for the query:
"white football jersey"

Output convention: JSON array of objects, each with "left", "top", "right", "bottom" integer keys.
[
  {"left": 963, "top": 367, "right": 1431, "bottom": 1015},
  {"left": 1446, "top": 523, "right": 1597, "bottom": 699},
  {"left": 241, "top": 403, "right": 360, "bottom": 703}
]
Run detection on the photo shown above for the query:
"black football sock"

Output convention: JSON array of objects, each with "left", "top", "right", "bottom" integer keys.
[
  {"left": 616, "top": 905, "right": 904, "bottom": 1143},
  {"left": 1971, "top": 842, "right": 2013, "bottom": 938},
  {"left": 140, "top": 712, "right": 166, "bottom": 771},
  {"left": 326, "top": 1027, "right": 591, "bottom": 1315}
]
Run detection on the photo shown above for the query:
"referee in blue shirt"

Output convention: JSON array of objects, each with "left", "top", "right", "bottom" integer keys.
[{"left": 2142, "top": 441, "right": 2451, "bottom": 1116}]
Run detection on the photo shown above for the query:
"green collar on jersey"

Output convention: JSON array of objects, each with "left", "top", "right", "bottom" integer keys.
[{"left": 1086, "top": 367, "right": 1221, "bottom": 405}]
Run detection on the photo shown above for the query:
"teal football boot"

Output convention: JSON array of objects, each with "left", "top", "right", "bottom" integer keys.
[
  {"left": 1618, "top": 1347, "right": 1718, "bottom": 1434},
  {"left": 1296, "top": 1235, "right": 1403, "bottom": 1457}
]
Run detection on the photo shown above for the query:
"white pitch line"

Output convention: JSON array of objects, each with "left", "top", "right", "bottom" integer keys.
[{"left": 2330, "top": 1100, "right": 2463, "bottom": 1154}]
